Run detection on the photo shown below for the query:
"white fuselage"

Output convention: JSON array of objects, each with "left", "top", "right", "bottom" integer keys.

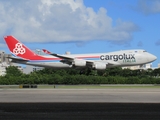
[{"left": 16, "top": 49, "right": 156, "bottom": 70}]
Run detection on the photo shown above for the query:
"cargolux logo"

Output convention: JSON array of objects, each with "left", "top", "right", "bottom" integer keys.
[
  {"left": 13, "top": 43, "right": 26, "bottom": 55},
  {"left": 100, "top": 53, "right": 135, "bottom": 61}
]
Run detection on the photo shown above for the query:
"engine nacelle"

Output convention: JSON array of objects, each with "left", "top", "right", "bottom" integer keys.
[
  {"left": 93, "top": 63, "right": 106, "bottom": 70},
  {"left": 73, "top": 59, "right": 86, "bottom": 67}
]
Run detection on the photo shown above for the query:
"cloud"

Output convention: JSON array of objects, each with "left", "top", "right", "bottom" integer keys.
[
  {"left": 155, "top": 39, "right": 160, "bottom": 46},
  {"left": 0, "top": 0, "right": 139, "bottom": 43},
  {"left": 136, "top": 0, "right": 160, "bottom": 15}
]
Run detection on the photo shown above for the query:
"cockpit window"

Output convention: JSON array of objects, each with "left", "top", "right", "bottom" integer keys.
[{"left": 143, "top": 50, "right": 147, "bottom": 52}]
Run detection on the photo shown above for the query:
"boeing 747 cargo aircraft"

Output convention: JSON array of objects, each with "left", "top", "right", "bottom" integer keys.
[{"left": 4, "top": 36, "right": 157, "bottom": 70}]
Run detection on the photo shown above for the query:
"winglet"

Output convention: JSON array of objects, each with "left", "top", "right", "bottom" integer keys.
[{"left": 42, "top": 49, "right": 51, "bottom": 54}]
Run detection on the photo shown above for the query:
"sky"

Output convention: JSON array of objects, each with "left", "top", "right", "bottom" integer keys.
[{"left": 0, "top": 0, "right": 160, "bottom": 67}]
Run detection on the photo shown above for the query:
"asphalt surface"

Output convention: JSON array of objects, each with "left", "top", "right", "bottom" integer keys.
[
  {"left": 0, "top": 88, "right": 160, "bottom": 103},
  {"left": 0, "top": 88, "right": 160, "bottom": 119}
]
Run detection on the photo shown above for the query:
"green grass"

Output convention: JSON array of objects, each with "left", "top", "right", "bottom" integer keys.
[
  {"left": 0, "top": 85, "right": 160, "bottom": 89},
  {"left": 38, "top": 85, "right": 160, "bottom": 89}
]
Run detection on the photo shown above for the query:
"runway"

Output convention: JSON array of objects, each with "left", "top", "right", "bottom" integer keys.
[
  {"left": 0, "top": 88, "right": 160, "bottom": 103},
  {"left": 0, "top": 87, "right": 160, "bottom": 119}
]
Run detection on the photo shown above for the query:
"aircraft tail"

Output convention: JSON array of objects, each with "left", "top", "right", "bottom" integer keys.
[{"left": 4, "top": 36, "right": 38, "bottom": 60}]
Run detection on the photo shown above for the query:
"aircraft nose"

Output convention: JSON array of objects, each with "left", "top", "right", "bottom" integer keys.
[
  {"left": 149, "top": 54, "right": 157, "bottom": 62},
  {"left": 153, "top": 55, "right": 157, "bottom": 60}
]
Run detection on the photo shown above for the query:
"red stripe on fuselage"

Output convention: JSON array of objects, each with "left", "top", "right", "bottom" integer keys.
[
  {"left": 29, "top": 55, "right": 100, "bottom": 61},
  {"left": 26, "top": 55, "right": 60, "bottom": 60},
  {"left": 76, "top": 56, "right": 100, "bottom": 59}
]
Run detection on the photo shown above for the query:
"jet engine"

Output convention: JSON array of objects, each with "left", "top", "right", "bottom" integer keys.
[
  {"left": 93, "top": 63, "right": 106, "bottom": 70},
  {"left": 72, "top": 59, "right": 86, "bottom": 67}
]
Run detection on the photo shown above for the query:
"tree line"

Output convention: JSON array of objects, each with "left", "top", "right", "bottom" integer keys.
[{"left": 0, "top": 66, "right": 160, "bottom": 85}]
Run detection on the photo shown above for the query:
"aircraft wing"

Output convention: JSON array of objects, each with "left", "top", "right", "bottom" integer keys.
[
  {"left": 50, "top": 53, "right": 75, "bottom": 60},
  {"left": 50, "top": 54, "right": 120, "bottom": 66},
  {"left": 42, "top": 49, "right": 75, "bottom": 60},
  {"left": 42, "top": 49, "right": 120, "bottom": 66}
]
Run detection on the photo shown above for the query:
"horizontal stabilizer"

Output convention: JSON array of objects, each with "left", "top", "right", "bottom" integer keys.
[{"left": 7, "top": 56, "right": 29, "bottom": 63}]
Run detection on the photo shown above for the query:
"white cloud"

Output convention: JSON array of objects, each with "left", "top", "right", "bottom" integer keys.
[
  {"left": 0, "top": 0, "right": 138, "bottom": 43},
  {"left": 137, "top": 0, "right": 160, "bottom": 15}
]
